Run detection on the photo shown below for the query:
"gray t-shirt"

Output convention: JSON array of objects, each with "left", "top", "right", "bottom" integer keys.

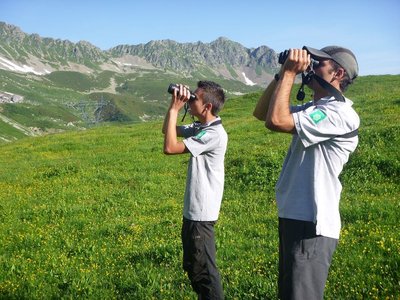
[
  {"left": 180, "top": 117, "right": 228, "bottom": 221},
  {"left": 276, "top": 97, "right": 359, "bottom": 239}
]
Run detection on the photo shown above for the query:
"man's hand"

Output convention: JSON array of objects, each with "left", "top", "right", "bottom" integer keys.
[
  {"left": 282, "top": 49, "right": 311, "bottom": 76},
  {"left": 169, "top": 84, "right": 192, "bottom": 112}
]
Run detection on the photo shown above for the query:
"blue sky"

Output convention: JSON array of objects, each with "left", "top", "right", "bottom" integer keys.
[{"left": 1, "top": 0, "right": 399, "bottom": 75}]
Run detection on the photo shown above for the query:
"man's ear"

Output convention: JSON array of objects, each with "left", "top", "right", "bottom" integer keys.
[
  {"left": 334, "top": 67, "right": 346, "bottom": 80},
  {"left": 205, "top": 102, "right": 212, "bottom": 112}
]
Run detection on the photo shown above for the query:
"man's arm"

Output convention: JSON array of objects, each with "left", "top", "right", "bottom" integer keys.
[
  {"left": 163, "top": 85, "right": 190, "bottom": 155},
  {"left": 253, "top": 78, "right": 278, "bottom": 121},
  {"left": 265, "top": 72, "right": 296, "bottom": 133},
  {"left": 162, "top": 110, "right": 182, "bottom": 136},
  {"left": 163, "top": 109, "right": 188, "bottom": 154},
  {"left": 266, "top": 49, "right": 310, "bottom": 133}
]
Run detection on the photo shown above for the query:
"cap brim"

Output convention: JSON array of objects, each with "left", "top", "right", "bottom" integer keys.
[{"left": 303, "top": 46, "right": 332, "bottom": 60}]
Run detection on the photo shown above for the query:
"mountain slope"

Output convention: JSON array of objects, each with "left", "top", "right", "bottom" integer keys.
[{"left": 0, "top": 21, "right": 281, "bottom": 142}]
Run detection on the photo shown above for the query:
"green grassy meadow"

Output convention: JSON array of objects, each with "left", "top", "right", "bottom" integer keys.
[{"left": 0, "top": 75, "right": 399, "bottom": 299}]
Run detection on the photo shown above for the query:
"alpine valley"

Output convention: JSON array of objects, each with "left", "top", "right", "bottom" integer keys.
[{"left": 0, "top": 21, "right": 281, "bottom": 142}]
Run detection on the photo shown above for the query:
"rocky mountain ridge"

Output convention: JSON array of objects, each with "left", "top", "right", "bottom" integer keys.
[{"left": 0, "top": 21, "right": 279, "bottom": 85}]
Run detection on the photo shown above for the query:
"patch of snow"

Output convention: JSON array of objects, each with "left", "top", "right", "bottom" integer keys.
[
  {"left": 0, "top": 56, "right": 44, "bottom": 75},
  {"left": 242, "top": 72, "right": 256, "bottom": 86}
]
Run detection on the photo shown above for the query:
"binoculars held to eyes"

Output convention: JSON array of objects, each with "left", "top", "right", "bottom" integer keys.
[
  {"left": 278, "top": 49, "right": 320, "bottom": 69},
  {"left": 167, "top": 84, "right": 197, "bottom": 101}
]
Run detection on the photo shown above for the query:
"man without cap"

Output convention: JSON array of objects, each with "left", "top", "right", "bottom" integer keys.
[
  {"left": 253, "top": 46, "right": 360, "bottom": 299},
  {"left": 163, "top": 81, "right": 227, "bottom": 299}
]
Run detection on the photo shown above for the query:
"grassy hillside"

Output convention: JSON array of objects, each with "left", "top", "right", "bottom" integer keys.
[
  {"left": 0, "top": 68, "right": 261, "bottom": 142},
  {"left": 0, "top": 75, "right": 399, "bottom": 299}
]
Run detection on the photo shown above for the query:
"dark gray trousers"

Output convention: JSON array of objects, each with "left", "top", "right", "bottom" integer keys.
[
  {"left": 278, "top": 218, "right": 338, "bottom": 300},
  {"left": 182, "top": 217, "right": 224, "bottom": 300}
]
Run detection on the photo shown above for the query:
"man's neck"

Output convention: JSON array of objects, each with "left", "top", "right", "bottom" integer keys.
[
  {"left": 313, "top": 91, "right": 330, "bottom": 101},
  {"left": 313, "top": 77, "right": 342, "bottom": 101},
  {"left": 198, "top": 114, "right": 217, "bottom": 125}
]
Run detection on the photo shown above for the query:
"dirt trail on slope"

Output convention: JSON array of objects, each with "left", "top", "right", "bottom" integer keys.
[{"left": 0, "top": 113, "right": 37, "bottom": 136}]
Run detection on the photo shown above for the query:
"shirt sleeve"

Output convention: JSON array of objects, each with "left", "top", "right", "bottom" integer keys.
[
  {"left": 183, "top": 128, "right": 219, "bottom": 157},
  {"left": 177, "top": 124, "right": 195, "bottom": 138},
  {"left": 293, "top": 102, "right": 359, "bottom": 148}
]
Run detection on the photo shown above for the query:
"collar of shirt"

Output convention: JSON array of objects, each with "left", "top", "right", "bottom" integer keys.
[
  {"left": 195, "top": 116, "right": 222, "bottom": 129},
  {"left": 314, "top": 96, "right": 353, "bottom": 106}
]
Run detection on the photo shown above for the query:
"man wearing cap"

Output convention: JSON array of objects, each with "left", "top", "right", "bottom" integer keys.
[{"left": 253, "top": 46, "right": 360, "bottom": 299}]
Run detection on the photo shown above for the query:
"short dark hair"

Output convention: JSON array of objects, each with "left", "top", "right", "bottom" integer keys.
[
  {"left": 197, "top": 81, "right": 226, "bottom": 115},
  {"left": 329, "top": 60, "right": 352, "bottom": 92}
]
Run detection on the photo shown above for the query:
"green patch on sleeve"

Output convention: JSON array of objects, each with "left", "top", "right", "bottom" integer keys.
[
  {"left": 309, "top": 109, "right": 327, "bottom": 124},
  {"left": 195, "top": 130, "right": 206, "bottom": 139}
]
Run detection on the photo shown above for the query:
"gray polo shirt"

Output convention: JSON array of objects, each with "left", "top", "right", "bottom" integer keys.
[
  {"left": 276, "top": 96, "right": 359, "bottom": 239},
  {"left": 179, "top": 117, "right": 228, "bottom": 221}
]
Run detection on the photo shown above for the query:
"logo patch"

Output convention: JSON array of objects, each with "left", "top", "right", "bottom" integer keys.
[
  {"left": 309, "top": 109, "right": 327, "bottom": 124},
  {"left": 195, "top": 130, "right": 206, "bottom": 139}
]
